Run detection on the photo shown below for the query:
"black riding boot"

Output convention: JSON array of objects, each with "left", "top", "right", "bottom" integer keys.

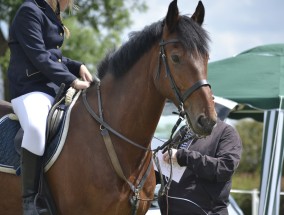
[{"left": 21, "top": 148, "right": 49, "bottom": 215}]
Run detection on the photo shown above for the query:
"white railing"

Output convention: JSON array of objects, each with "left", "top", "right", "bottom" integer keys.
[{"left": 231, "top": 189, "right": 284, "bottom": 215}]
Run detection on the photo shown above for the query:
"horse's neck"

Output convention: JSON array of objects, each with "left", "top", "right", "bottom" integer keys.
[{"left": 97, "top": 60, "right": 165, "bottom": 148}]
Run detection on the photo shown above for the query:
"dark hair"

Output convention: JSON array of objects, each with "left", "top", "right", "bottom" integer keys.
[{"left": 97, "top": 16, "right": 210, "bottom": 79}]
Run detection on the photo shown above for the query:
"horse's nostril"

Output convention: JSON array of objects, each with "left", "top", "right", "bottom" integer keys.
[
  {"left": 197, "top": 115, "right": 206, "bottom": 127},
  {"left": 197, "top": 115, "right": 216, "bottom": 134}
]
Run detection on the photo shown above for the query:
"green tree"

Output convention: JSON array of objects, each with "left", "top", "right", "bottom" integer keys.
[
  {"left": 62, "top": 17, "right": 114, "bottom": 72},
  {"left": 235, "top": 118, "right": 263, "bottom": 173},
  {"left": 0, "top": 49, "right": 10, "bottom": 100},
  {"left": 0, "top": 0, "right": 146, "bottom": 29},
  {"left": 229, "top": 119, "right": 263, "bottom": 215},
  {"left": 0, "top": 0, "right": 147, "bottom": 100}
]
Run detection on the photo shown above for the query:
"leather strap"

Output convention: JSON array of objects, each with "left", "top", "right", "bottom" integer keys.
[
  {"left": 182, "top": 79, "right": 210, "bottom": 101},
  {"left": 101, "top": 128, "right": 153, "bottom": 215},
  {"left": 101, "top": 128, "right": 136, "bottom": 192},
  {"left": 82, "top": 89, "right": 150, "bottom": 151}
]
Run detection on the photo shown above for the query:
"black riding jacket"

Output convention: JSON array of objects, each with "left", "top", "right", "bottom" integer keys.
[{"left": 8, "top": 0, "right": 81, "bottom": 100}]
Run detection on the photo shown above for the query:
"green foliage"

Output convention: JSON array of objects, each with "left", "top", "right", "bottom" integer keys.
[
  {"left": 232, "top": 173, "right": 284, "bottom": 215},
  {"left": 0, "top": 49, "right": 9, "bottom": 74},
  {"left": 0, "top": 0, "right": 147, "bottom": 31},
  {"left": 231, "top": 173, "right": 258, "bottom": 215},
  {"left": 230, "top": 119, "right": 262, "bottom": 215},
  {"left": 234, "top": 118, "right": 263, "bottom": 173},
  {"left": 73, "top": 0, "right": 147, "bottom": 32},
  {"left": 232, "top": 192, "right": 252, "bottom": 215},
  {"left": 62, "top": 17, "right": 116, "bottom": 73},
  {"left": 230, "top": 119, "right": 284, "bottom": 215},
  {"left": 0, "top": 49, "right": 10, "bottom": 99},
  {"left": 0, "top": 0, "right": 22, "bottom": 24}
]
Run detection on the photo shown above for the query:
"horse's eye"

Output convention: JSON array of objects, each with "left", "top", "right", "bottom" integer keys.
[{"left": 171, "top": 55, "right": 180, "bottom": 64}]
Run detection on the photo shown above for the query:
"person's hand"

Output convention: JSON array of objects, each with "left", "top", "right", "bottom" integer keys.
[
  {"left": 163, "top": 149, "right": 178, "bottom": 164},
  {"left": 71, "top": 64, "right": 93, "bottom": 90},
  {"left": 79, "top": 64, "right": 93, "bottom": 82},
  {"left": 71, "top": 79, "right": 90, "bottom": 90}
]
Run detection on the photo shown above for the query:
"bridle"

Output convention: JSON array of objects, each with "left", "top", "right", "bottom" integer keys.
[
  {"left": 153, "top": 38, "right": 213, "bottom": 209},
  {"left": 153, "top": 38, "right": 212, "bottom": 156},
  {"left": 156, "top": 38, "right": 211, "bottom": 116}
]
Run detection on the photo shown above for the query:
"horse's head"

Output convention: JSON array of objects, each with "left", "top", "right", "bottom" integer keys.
[{"left": 154, "top": 0, "right": 217, "bottom": 136}]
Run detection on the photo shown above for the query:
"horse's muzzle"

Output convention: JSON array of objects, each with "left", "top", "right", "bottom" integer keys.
[{"left": 197, "top": 114, "right": 217, "bottom": 135}]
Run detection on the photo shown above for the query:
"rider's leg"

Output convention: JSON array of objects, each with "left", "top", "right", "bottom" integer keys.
[{"left": 11, "top": 92, "right": 54, "bottom": 214}]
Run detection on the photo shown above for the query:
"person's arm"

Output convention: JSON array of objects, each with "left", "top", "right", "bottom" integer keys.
[
  {"left": 62, "top": 56, "right": 81, "bottom": 77},
  {"left": 177, "top": 126, "right": 242, "bottom": 182}
]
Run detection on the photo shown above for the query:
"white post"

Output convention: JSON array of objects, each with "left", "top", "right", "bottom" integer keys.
[{"left": 252, "top": 189, "right": 259, "bottom": 215}]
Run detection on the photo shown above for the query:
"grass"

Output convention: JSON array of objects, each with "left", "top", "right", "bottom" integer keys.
[
  {"left": 231, "top": 173, "right": 260, "bottom": 214},
  {"left": 232, "top": 172, "right": 260, "bottom": 190},
  {"left": 231, "top": 173, "right": 284, "bottom": 215}
]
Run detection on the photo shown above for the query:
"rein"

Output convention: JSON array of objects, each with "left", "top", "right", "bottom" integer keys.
[
  {"left": 82, "top": 82, "right": 150, "bottom": 151},
  {"left": 82, "top": 84, "right": 183, "bottom": 213}
]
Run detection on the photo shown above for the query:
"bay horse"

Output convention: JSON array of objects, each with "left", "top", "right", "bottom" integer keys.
[{"left": 0, "top": 0, "right": 217, "bottom": 214}]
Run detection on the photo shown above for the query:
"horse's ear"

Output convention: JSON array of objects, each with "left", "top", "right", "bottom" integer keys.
[
  {"left": 191, "top": 1, "right": 205, "bottom": 26},
  {"left": 165, "top": 0, "right": 179, "bottom": 33}
]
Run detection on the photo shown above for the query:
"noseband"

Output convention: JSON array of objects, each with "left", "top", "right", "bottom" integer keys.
[{"left": 156, "top": 39, "right": 211, "bottom": 113}]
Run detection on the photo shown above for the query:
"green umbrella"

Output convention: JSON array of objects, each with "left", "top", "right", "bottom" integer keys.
[
  {"left": 209, "top": 44, "right": 284, "bottom": 121},
  {"left": 208, "top": 44, "right": 284, "bottom": 215}
]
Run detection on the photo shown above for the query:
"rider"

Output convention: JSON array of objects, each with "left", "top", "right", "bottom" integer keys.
[{"left": 7, "top": 0, "right": 92, "bottom": 214}]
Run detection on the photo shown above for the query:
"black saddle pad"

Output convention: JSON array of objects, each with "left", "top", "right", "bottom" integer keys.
[
  {"left": 0, "top": 113, "right": 67, "bottom": 175},
  {"left": 0, "top": 115, "right": 21, "bottom": 169}
]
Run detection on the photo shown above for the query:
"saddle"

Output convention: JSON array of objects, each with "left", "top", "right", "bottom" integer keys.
[
  {"left": 46, "top": 84, "right": 76, "bottom": 143},
  {"left": 13, "top": 98, "right": 67, "bottom": 156},
  {"left": 13, "top": 86, "right": 76, "bottom": 156},
  {"left": 0, "top": 86, "right": 80, "bottom": 175}
]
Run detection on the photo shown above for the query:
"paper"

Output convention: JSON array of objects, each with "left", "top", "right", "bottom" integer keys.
[{"left": 153, "top": 150, "right": 186, "bottom": 183}]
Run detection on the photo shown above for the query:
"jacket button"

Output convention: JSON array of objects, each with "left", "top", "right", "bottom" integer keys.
[
  {"left": 60, "top": 33, "right": 63, "bottom": 36},
  {"left": 57, "top": 45, "right": 60, "bottom": 49},
  {"left": 58, "top": 59, "right": 62, "bottom": 62}
]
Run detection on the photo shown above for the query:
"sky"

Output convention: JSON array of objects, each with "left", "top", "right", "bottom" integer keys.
[
  {"left": 123, "top": 0, "right": 284, "bottom": 62},
  {"left": 1, "top": 0, "right": 283, "bottom": 62}
]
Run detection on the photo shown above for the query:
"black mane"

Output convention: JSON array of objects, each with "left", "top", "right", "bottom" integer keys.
[{"left": 97, "top": 15, "right": 210, "bottom": 79}]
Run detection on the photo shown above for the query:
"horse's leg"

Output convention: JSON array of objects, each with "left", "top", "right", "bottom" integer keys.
[{"left": 0, "top": 173, "right": 22, "bottom": 215}]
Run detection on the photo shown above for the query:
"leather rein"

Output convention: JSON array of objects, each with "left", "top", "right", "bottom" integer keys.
[{"left": 82, "top": 38, "right": 211, "bottom": 215}]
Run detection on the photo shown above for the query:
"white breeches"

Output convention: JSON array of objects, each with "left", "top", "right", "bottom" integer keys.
[{"left": 11, "top": 92, "right": 54, "bottom": 156}]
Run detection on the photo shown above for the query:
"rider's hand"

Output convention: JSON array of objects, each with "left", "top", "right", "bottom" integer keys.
[
  {"left": 163, "top": 149, "right": 178, "bottom": 164},
  {"left": 71, "top": 79, "right": 90, "bottom": 90},
  {"left": 79, "top": 64, "right": 93, "bottom": 82},
  {"left": 71, "top": 64, "right": 93, "bottom": 90}
]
